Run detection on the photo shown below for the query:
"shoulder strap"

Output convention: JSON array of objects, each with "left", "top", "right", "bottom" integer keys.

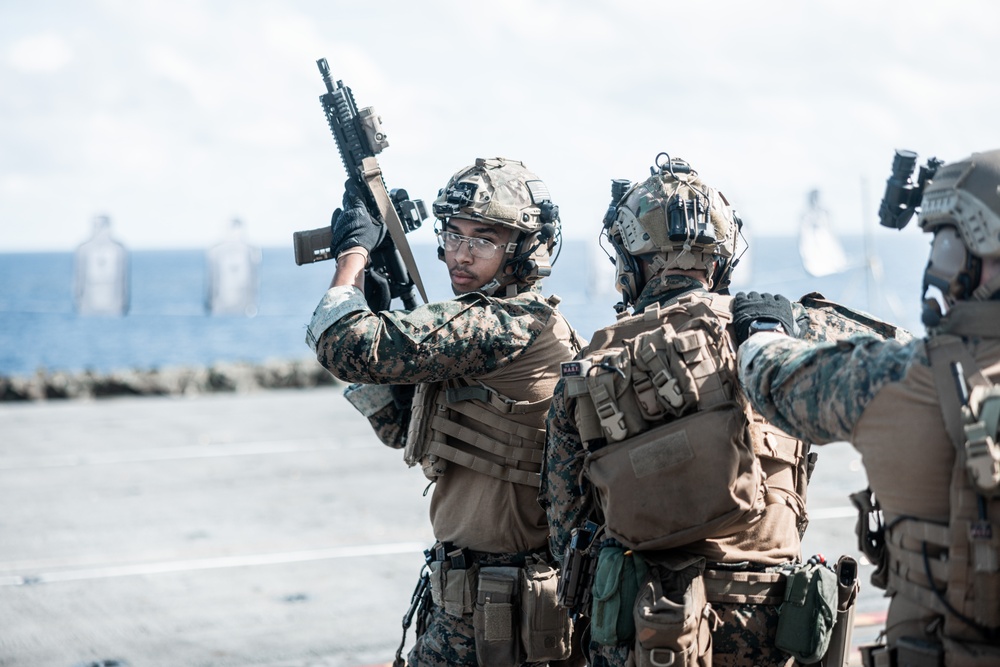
[{"left": 927, "top": 335, "right": 990, "bottom": 450}]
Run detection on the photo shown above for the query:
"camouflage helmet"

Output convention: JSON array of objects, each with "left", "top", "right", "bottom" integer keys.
[
  {"left": 919, "top": 148, "right": 1000, "bottom": 259},
  {"left": 433, "top": 157, "right": 561, "bottom": 296},
  {"left": 607, "top": 153, "right": 741, "bottom": 303},
  {"left": 916, "top": 149, "right": 1000, "bottom": 326},
  {"left": 433, "top": 157, "right": 559, "bottom": 234}
]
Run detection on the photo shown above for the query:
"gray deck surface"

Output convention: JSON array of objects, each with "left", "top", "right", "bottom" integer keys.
[{"left": 0, "top": 387, "right": 884, "bottom": 666}]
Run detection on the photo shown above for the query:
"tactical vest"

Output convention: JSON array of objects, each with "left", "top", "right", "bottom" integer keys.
[
  {"left": 892, "top": 323, "right": 1000, "bottom": 643},
  {"left": 403, "top": 378, "right": 551, "bottom": 487},
  {"left": 565, "top": 291, "right": 808, "bottom": 552},
  {"left": 402, "top": 293, "right": 578, "bottom": 489},
  {"left": 854, "top": 302, "right": 1000, "bottom": 664}
]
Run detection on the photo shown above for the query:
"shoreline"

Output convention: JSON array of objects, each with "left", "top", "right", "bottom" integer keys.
[{"left": 0, "top": 358, "right": 339, "bottom": 402}]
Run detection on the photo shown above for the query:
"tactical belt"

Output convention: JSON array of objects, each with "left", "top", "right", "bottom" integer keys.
[
  {"left": 703, "top": 568, "right": 787, "bottom": 606},
  {"left": 426, "top": 541, "right": 548, "bottom": 568}
]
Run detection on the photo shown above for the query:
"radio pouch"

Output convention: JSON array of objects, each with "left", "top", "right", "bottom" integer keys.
[
  {"left": 520, "top": 561, "right": 573, "bottom": 662},
  {"left": 474, "top": 566, "right": 521, "bottom": 667},
  {"left": 633, "top": 557, "right": 712, "bottom": 667},
  {"left": 775, "top": 560, "right": 838, "bottom": 663}
]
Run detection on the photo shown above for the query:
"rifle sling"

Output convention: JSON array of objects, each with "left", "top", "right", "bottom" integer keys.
[{"left": 361, "top": 156, "right": 428, "bottom": 304}]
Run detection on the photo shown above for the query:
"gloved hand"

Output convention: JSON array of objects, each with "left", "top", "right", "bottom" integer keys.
[
  {"left": 331, "top": 180, "right": 385, "bottom": 258},
  {"left": 732, "top": 291, "right": 794, "bottom": 345}
]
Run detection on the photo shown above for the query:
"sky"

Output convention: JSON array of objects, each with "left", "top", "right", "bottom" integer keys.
[{"left": 3, "top": 0, "right": 1000, "bottom": 252}]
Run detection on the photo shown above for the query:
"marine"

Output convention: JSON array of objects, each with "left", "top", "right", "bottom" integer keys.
[
  {"left": 543, "top": 153, "right": 816, "bottom": 667},
  {"left": 737, "top": 148, "right": 1000, "bottom": 666},
  {"left": 306, "top": 157, "right": 584, "bottom": 666}
]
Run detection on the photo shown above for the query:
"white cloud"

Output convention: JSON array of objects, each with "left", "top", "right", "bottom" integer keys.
[{"left": 6, "top": 32, "right": 73, "bottom": 72}]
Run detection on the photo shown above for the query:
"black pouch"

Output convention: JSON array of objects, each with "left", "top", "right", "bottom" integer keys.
[{"left": 473, "top": 566, "right": 521, "bottom": 667}]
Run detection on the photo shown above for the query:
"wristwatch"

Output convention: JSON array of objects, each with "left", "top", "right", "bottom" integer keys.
[{"left": 748, "top": 319, "right": 786, "bottom": 335}]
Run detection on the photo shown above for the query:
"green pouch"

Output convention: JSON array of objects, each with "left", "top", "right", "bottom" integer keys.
[
  {"left": 591, "top": 545, "right": 648, "bottom": 645},
  {"left": 775, "top": 561, "right": 838, "bottom": 663}
]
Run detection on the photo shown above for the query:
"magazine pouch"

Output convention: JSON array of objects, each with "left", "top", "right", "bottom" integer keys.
[{"left": 474, "top": 566, "right": 521, "bottom": 667}]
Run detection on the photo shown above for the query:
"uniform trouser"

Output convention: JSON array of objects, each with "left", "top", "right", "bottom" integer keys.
[
  {"left": 587, "top": 600, "right": 794, "bottom": 667},
  {"left": 407, "top": 602, "right": 477, "bottom": 667},
  {"left": 408, "top": 601, "right": 586, "bottom": 667}
]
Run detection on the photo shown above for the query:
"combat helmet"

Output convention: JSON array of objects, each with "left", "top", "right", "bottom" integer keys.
[
  {"left": 605, "top": 152, "right": 742, "bottom": 308},
  {"left": 432, "top": 157, "right": 561, "bottom": 296},
  {"left": 912, "top": 149, "right": 1000, "bottom": 325}
]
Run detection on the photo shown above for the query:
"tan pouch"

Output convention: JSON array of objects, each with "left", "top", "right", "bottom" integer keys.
[
  {"left": 586, "top": 402, "right": 764, "bottom": 550},
  {"left": 633, "top": 563, "right": 712, "bottom": 667},
  {"left": 473, "top": 566, "right": 521, "bottom": 667},
  {"left": 428, "top": 560, "right": 475, "bottom": 617},
  {"left": 403, "top": 382, "right": 440, "bottom": 473},
  {"left": 520, "top": 561, "right": 572, "bottom": 662}
]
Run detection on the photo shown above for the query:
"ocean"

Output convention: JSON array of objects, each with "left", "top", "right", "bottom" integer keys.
[{"left": 0, "top": 233, "right": 931, "bottom": 379}]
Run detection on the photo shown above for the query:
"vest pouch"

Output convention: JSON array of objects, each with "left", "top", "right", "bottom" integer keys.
[
  {"left": 775, "top": 561, "right": 838, "bottom": 663},
  {"left": 404, "top": 382, "right": 440, "bottom": 471},
  {"left": 591, "top": 546, "right": 649, "bottom": 646},
  {"left": 520, "top": 561, "right": 572, "bottom": 662},
  {"left": 428, "top": 560, "right": 476, "bottom": 617},
  {"left": 473, "top": 566, "right": 521, "bottom": 667},
  {"left": 633, "top": 561, "right": 712, "bottom": 667},
  {"left": 586, "top": 402, "right": 764, "bottom": 550}
]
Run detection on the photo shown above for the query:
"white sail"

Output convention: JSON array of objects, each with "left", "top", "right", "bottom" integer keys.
[{"left": 799, "top": 189, "right": 848, "bottom": 277}]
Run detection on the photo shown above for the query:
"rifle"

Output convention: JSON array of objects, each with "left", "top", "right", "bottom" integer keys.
[{"left": 293, "top": 58, "right": 428, "bottom": 310}]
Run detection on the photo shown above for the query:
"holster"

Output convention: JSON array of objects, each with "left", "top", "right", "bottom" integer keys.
[{"left": 818, "top": 556, "right": 860, "bottom": 667}]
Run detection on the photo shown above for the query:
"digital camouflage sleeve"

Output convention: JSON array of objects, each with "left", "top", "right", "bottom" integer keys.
[
  {"left": 737, "top": 331, "right": 919, "bottom": 445},
  {"left": 539, "top": 377, "right": 589, "bottom": 561},
  {"left": 307, "top": 285, "right": 556, "bottom": 385}
]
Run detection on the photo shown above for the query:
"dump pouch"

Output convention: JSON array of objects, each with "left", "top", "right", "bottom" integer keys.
[
  {"left": 591, "top": 545, "right": 649, "bottom": 646},
  {"left": 520, "top": 561, "right": 573, "bottom": 662},
  {"left": 633, "top": 559, "right": 712, "bottom": 667},
  {"left": 775, "top": 560, "right": 838, "bottom": 664},
  {"left": 585, "top": 402, "right": 764, "bottom": 550},
  {"left": 474, "top": 566, "right": 521, "bottom": 667}
]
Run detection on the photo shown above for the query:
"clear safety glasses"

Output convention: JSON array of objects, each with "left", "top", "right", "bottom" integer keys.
[{"left": 437, "top": 230, "right": 502, "bottom": 259}]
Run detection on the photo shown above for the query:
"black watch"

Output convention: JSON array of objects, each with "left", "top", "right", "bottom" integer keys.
[{"left": 748, "top": 319, "right": 786, "bottom": 335}]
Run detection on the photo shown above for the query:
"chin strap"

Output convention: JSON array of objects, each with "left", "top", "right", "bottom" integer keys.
[{"left": 972, "top": 272, "right": 1000, "bottom": 301}]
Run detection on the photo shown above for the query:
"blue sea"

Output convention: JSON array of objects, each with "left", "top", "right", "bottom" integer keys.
[{"left": 0, "top": 234, "right": 931, "bottom": 379}]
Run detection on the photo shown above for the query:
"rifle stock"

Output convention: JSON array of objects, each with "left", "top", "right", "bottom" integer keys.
[{"left": 293, "top": 58, "right": 427, "bottom": 310}]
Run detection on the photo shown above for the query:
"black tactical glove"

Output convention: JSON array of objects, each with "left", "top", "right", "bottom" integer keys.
[
  {"left": 732, "top": 291, "right": 794, "bottom": 345},
  {"left": 330, "top": 180, "right": 385, "bottom": 258}
]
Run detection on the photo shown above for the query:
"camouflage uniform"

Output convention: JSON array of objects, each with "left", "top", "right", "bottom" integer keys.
[
  {"left": 307, "top": 283, "right": 581, "bottom": 666},
  {"left": 739, "top": 300, "right": 1000, "bottom": 659}
]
